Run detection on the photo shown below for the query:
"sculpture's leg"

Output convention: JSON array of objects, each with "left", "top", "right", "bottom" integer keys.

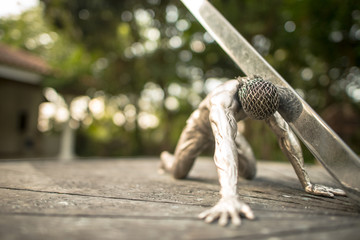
[
  {"left": 160, "top": 110, "right": 213, "bottom": 179},
  {"left": 234, "top": 131, "right": 257, "bottom": 180}
]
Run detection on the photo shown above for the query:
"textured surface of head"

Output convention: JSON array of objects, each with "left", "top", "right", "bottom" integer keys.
[{"left": 239, "top": 76, "right": 280, "bottom": 120}]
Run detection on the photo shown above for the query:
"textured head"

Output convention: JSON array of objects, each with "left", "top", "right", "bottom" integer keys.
[{"left": 238, "top": 76, "right": 280, "bottom": 120}]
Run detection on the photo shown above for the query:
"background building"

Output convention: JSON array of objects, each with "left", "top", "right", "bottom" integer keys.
[{"left": 0, "top": 44, "right": 53, "bottom": 158}]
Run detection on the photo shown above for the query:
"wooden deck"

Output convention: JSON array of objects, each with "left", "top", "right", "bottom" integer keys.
[{"left": 0, "top": 157, "right": 359, "bottom": 240}]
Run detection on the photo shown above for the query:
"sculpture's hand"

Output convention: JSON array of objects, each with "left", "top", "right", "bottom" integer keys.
[
  {"left": 305, "top": 184, "right": 346, "bottom": 197},
  {"left": 198, "top": 195, "right": 254, "bottom": 226}
]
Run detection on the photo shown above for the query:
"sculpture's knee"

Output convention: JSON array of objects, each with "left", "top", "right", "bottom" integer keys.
[
  {"left": 172, "top": 169, "right": 188, "bottom": 179},
  {"left": 243, "top": 166, "right": 257, "bottom": 180},
  {"left": 171, "top": 156, "right": 195, "bottom": 179},
  {"left": 160, "top": 152, "right": 189, "bottom": 179},
  {"left": 238, "top": 160, "right": 257, "bottom": 180}
]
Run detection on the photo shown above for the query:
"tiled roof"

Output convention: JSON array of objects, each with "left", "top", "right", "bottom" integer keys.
[{"left": 0, "top": 44, "right": 51, "bottom": 75}]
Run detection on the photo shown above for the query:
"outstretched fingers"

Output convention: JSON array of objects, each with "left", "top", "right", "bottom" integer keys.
[
  {"left": 306, "top": 184, "right": 347, "bottom": 197},
  {"left": 198, "top": 209, "right": 211, "bottom": 220},
  {"left": 229, "top": 210, "right": 241, "bottom": 226},
  {"left": 204, "top": 212, "right": 221, "bottom": 223},
  {"left": 330, "top": 187, "right": 346, "bottom": 196},
  {"left": 240, "top": 204, "right": 255, "bottom": 220},
  {"left": 198, "top": 200, "right": 255, "bottom": 226},
  {"left": 218, "top": 212, "right": 229, "bottom": 226}
]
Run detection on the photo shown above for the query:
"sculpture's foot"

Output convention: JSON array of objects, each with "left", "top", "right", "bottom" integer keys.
[{"left": 158, "top": 151, "right": 174, "bottom": 174}]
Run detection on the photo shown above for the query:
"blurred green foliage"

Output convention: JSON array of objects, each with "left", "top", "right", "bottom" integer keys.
[{"left": 1, "top": 0, "right": 359, "bottom": 161}]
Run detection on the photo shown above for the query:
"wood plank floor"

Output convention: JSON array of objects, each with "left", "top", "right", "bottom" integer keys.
[{"left": 0, "top": 158, "right": 359, "bottom": 240}]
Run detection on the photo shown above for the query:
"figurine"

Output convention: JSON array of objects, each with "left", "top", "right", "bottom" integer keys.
[{"left": 160, "top": 76, "right": 345, "bottom": 226}]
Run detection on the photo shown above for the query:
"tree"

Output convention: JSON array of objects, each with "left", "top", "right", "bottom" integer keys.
[{"left": 1, "top": 0, "right": 358, "bottom": 159}]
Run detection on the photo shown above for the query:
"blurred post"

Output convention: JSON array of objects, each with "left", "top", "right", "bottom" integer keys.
[
  {"left": 58, "top": 119, "right": 75, "bottom": 161},
  {"left": 58, "top": 95, "right": 76, "bottom": 161}
]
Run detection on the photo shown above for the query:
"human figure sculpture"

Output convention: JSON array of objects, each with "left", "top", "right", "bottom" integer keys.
[{"left": 160, "top": 76, "right": 345, "bottom": 226}]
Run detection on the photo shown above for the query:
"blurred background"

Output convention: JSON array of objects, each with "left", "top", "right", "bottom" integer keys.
[{"left": 0, "top": 0, "right": 359, "bottom": 162}]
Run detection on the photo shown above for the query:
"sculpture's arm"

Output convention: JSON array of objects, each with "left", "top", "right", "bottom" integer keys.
[
  {"left": 266, "top": 112, "right": 345, "bottom": 197},
  {"left": 210, "top": 104, "right": 238, "bottom": 197},
  {"left": 198, "top": 103, "right": 254, "bottom": 226}
]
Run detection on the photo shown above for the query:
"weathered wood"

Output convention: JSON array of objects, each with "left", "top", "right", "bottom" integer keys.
[{"left": 0, "top": 158, "right": 359, "bottom": 240}]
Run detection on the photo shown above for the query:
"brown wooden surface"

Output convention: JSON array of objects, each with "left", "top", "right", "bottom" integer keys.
[{"left": 0, "top": 158, "right": 359, "bottom": 240}]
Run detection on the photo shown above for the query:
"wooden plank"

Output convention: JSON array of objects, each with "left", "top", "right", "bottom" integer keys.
[{"left": 0, "top": 158, "right": 359, "bottom": 240}]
